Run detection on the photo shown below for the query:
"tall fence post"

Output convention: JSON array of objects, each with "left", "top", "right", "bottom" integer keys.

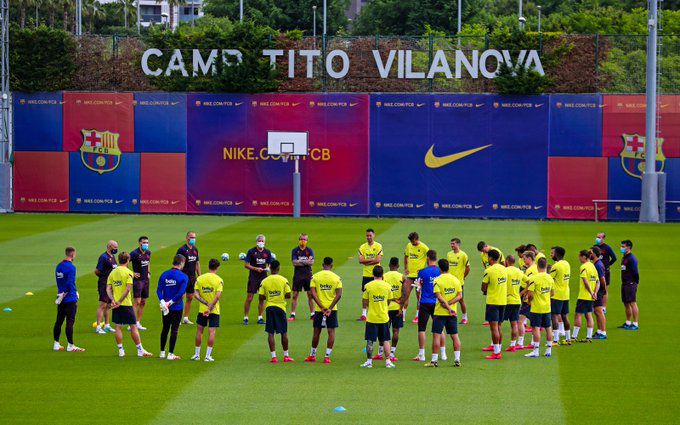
[
  {"left": 322, "top": 34, "right": 327, "bottom": 92},
  {"left": 594, "top": 33, "right": 600, "bottom": 90},
  {"left": 112, "top": 34, "right": 119, "bottom": 89},
  {"left": 428, "top": 33, "right": 434, "bottom": 92}
]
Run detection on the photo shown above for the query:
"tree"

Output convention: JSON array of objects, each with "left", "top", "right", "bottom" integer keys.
[
  {"left": 494, "top": 62, "right": 553, "bottom": 95},
  {"left": 203, "top": 0, "right": 349, "bottom": 34},
  {"left": 83, "top": 0, "right": 105, "bottom": 33}
]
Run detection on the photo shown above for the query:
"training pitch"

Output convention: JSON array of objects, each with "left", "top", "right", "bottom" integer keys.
[{"left": 0, "top": 214, "right": 676, "bottom": 424}]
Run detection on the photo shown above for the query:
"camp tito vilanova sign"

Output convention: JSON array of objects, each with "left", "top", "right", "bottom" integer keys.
[{"left": 141, "top": 48, "right": 544, "bottom": 80}]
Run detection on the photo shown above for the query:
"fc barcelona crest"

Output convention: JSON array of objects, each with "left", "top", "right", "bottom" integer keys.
[
  {"left": 620, "top": 134, "right": 665, "bottom": 179},
  {"left": 80, "top": 129, "right": 122, "bottom": 174}
]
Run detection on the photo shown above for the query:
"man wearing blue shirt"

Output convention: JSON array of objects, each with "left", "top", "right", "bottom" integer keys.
[
  {"left": 157, "top": 254, "right": 189, "bottom": 360},
  {"left": 618, "top": 240, "right": 640, "bottom": 330},
  {"left": 591, "top": 247, "right": 608, "bottom": 339},
  {"left": 53, "top": 247, "right": 85, "bottom": 352},
  {"left": 408, "top": 250, "right": 446, "bottom": 362}
]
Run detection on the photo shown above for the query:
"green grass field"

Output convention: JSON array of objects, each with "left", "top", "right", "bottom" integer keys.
[{"left": 0, "top": 214, "right": 677, "bottom": 424}]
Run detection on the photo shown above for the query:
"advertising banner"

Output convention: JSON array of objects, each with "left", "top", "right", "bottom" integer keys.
[
  {"left": 547, "top": 157, "right": 608, "bottom": 220},
  {"left": 13, "top": 152, "right": 69, "bottom": 212},
  {"left": 13, "top": 92, "right": 63, "bottom": 152},
  {"left": 549, "top": 94, "right": 602, "bottom": 157},
  {"left": 140, "top": 153, "right": 187, "bottom": 213},
  {"left": 370, "top": 94, "right": 549, "bottom": 218},
  {"left": 63, "top": 92, "right": 135, "bottom": 153},
  {"left": 69, "top": 151, "right": 140, "bottom": 213},
  {"left": 186, "top": 93, "right": 369, "bottom": 215},
  {"left": 134, "top": 93, "right": 187, "bottom": 153}
]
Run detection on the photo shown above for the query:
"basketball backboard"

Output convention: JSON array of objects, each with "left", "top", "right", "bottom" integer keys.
[{"left": 267, "top": 131, "right": 309, "bottom": 156}]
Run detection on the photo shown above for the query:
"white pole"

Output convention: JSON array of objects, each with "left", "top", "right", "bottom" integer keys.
[
  {"left": 538, "top": 5, "right": 541, "bottom": 32},
  {"left": 640, "top": 0, "right": 660, "bottom": 222},
  {"left": 518, "top": 0, "right": 523, "bottom": 30},
  {"left": 323, "top": 0, "right": 327, "bottom": 36},
  {"left": 137, "top": 1, "right": 141, "bottom": 34},
  {"left": 191, "top": 0, "right": 194, "bottom": 27},
  {"left": 457, "top": 0, "right": 462, "bottom": 47},
  {"left": 240, "top": 0, "right": 243, "bottom": 22},
  {"left": 313, "top": 5, "right": 316, "bottom": 39}
]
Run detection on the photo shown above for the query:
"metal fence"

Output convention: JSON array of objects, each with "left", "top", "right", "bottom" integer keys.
[{"left": 72, "top": 33, "right": 680, "bottom": 93}]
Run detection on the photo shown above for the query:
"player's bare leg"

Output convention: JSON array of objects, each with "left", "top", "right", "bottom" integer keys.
[
  {"left": 135, "top": 298, "right": 146, "bottom": 323},
  {"left": 290, "top": 291, "right": 300, "bottom": 317},
  {"left": 243, "top": 293, "right": 254, "bottom": 323},
  {"left": 183, "top": 293, "right": 194, "bottom": 324},
  {"left": 307, "top": 292, "right": 314, "bottom": 316},
  {"left": 193, "top": 325, "right": 204, "bottom": 360},
  {"left": 459, "top": 292, "right": 468, "bottom": 323}
]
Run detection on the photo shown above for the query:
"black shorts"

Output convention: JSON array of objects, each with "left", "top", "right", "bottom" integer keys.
[
  {"left": 417, "top": 303, "right": 436, "bottom": 332},
  {"left": 133, "top": 280, "right": 150, "bottom": 299},
  {"left": 365, "top": 322, "right": 390, "bottom": 343},
  {"left": 530, "top": 312, "right": 552, "bottom": 328},
  {"left": 575, "top": 299, "right": 594, "bottom": 314},
  {"left": 186, "top": 276, "right": 197, "bottom": 294},
  {"left": 388, "top": 310, "right": 403, "bottom": 329},
  {"left": 98, "top": 283, "right": 111, "bottom": 303},
  {"left": 313, "top": 310, "right": 339, "bottom": 329},
  {"left": 293, "top": 277, "right": 311, "bottom": 292},
  {"left": 621, "top": 282, "right": 638, "bottom": 304},
  {"left": 485, "top": 304, "right": 506, "bottom": 323},
  {"left": 432, "top": 315, "right": 458, "bottom": 335},
  {"left": 519, "top": 300, "right": 531, "bottom": 316},
  {"left": 550, "top": 299, "right": 569, "bottom": 316},
  {"left": 248, "top": 275, "right": 266, "bottom": 294},
  {"left": 503, "top": 304, "right": 520, "bottom": 322},
  {"left": 265, "top": 306, "right": 287, "bottom": 334},
  {"left": 361, "top": 276, "right": 373, "bottom": 292},
  {"left": 594, "top": 289, "right": 606, "bottom": 308},
  {"left": 112, "top": 305, "right": 136, "bottom": 325},
  {"left": 196, "top": 313, "right": 220, "bottom": 328}
]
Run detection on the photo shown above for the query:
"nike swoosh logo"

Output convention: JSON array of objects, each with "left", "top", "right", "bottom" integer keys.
[
  {"left": 235, "top": 102, "right": 243, "bottom": 106},
  {"left": 475, "top": 103, "right": 484, "bottom": 107},
  {"left": 350, "top": 102, "right": 358, "bottom": 107},
  {"left": 235, "top": 201, "right": 244, "bottom": 206},
  {"left": 424, "top": 144, "right": 493, "bottom": 169},
  {"left": 350, "top": 203, "right": 358, "bottom": 207},
  {"left": 474, "top": 204, "right": 483, "bottom": 209},
  {"left": 171, "top": 201, "right": 180, "bottom": 205},
  {"left": 416, "top": 204, "right": 424, "bottom": 208},
  {"left": 534, "top": 206, "right": 543, "bottom": 210},
  {"left": 171, "top": 102, "right": 180, "bottom": 106},
  {"left": 292, "top": 102, "right": 301, "bottom": 106},
  {"left": 599, "top": 104, "right": 606, "bottom": 108},
  {"left": 115, "top": 101, "right": 123, "bottom": 105},
  {"left": 534, "top": 103, "right": 544, "bottom": 108},
  {"left": 417, "top": 103, "right": 425, "bottom": 107},
  {"left": 115, "top": 200, "right": 123, "bottom": 204},
  {"left": 60, "top": 101, "right": 66, "bottom": 104},
  {"left": 59, "top": 199, "right": 67, "bottom": 203}
]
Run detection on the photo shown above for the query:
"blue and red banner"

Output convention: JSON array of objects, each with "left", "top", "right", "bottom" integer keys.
[{"left": 10, "top": 91, "right": 680, "bottom": 221}]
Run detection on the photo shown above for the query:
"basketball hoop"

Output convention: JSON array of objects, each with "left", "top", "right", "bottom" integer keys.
[{"left": 281, "top": 153, "right": 290, "bottom": 163}]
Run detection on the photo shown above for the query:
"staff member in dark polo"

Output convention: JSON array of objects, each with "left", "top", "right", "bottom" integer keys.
[
  {"left": 243, "top": 234, "right": 273, "bottom": 325},
  {"left": 595, "top": 232, "right": 617, "bottom": 310},
  {"left": 53, "top": 247, "right": 85, "bottom": 352}
]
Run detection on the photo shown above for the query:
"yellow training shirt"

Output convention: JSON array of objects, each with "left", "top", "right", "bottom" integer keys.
[
  {"left": 482, "top": 263, "right": 508, "bottom": 306},
  {"left": 196, "top": 272, "right": 224, "bottom": 315},
  {"left": 310, "top": 270, "right": 342, "bottom": 311},
  {"left": 258, "top": 274, "right": 291, "bottom": 312},
  {"left": 107, "top": 266, "right": 134, "bottom": 307}
]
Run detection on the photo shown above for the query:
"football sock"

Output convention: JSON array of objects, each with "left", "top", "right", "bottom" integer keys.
[
  {"left": 310, "top": 347, "right": 317, "bottom": 356},
  {"left": 283, "top": 351, "right": 289, "bottom": 357},
  {"left": 431, "top": 353, "right": 439, "bottom": 362},
  {"left": 586, "top": 328, "right": 593, "bottom": 339},
  {"left": 418, "top": 348, "right": 425, "bottom": 358},
  {"left": 633, "top": 322, "right": 638, "bottom": 326},
  {"left": 271, "top": 351, "right": 276, "bottom": 358},
  {"left": 493, "top": 344, "right": 501, "bottom": 355},
  {"left": 572, "top": 327, "right": 580, "bottom": 339},
  {"left": 510, "top": 340, "right": 517, "bottom": 347},
  {"left": 258, "top": 315, "right": 263, "bottom": 321},
  {"left": 390, "top": 347, "right": 396, "bottom": 355},
  {"left": 378, "top": 346, "right": 384, "bottom": 356},
  {"left": 626, "top": 320, "right": 632, "bottom": 326},
  {"left": 565, "top": 330, "right": 571, "bottom": 340},
  {"left": 195, "top": 346, "right": 200, "bottom": 356},
  {"left": 546, "top": 342, "right": 552, "bottom": 355},
  {"left": 454, "top": 351, "right": 461, "bottom": 361},
  {"left": 206, "top": 347, "right": 213, "bottom": 357},
  {"left": 462, "top": 313, "right": 468, "bottom": 320},
  {"left": 325, "top": 348, "right": 332, "bottom": 357},
  {"left": 362, "top": 309, "right": 367, "bottom": 317},
  {"left": 440, "top": 347, "right": 447, "bottom": 357}
]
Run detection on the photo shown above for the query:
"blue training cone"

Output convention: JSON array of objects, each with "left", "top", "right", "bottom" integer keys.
[
  {"left": 3, "top": 307, "right": 12, "bottom": 313},
  {"left": 362, "top": 347, "right": 366, "bottom": 353},
  {"left": 334, "top": 406, "right": 347, "bottom": 413}
]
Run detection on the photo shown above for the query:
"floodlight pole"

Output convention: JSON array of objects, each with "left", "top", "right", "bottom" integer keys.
[
  {"left": 518, "top": 0, "right": 523, "bottom": 30},
  {"left": 457, "top": 0, "right": 461, "bottom": 47},
  {"left": 293, "top": 157, "right": 301, "bottom": 218},
  {"left": 137, "top": 1, "right": 141, "bottom": 34},
  {"left": 240, "top": 0, "right": 243, "bottom": 22},
  {"left": 640, "top": 0, "right": 660, "bottom": 223},
  {"left": 323, "top": 0, "right": 327, "bottom": 36}
]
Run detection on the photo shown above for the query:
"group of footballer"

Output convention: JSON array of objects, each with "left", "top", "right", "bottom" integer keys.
[{"left": 52, "top": 228, "right": 641, "bottom": 368}]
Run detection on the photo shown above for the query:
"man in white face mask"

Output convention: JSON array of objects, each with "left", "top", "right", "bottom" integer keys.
[{"left": 243, "top": 235, "right": 273, "bottom": 325}]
